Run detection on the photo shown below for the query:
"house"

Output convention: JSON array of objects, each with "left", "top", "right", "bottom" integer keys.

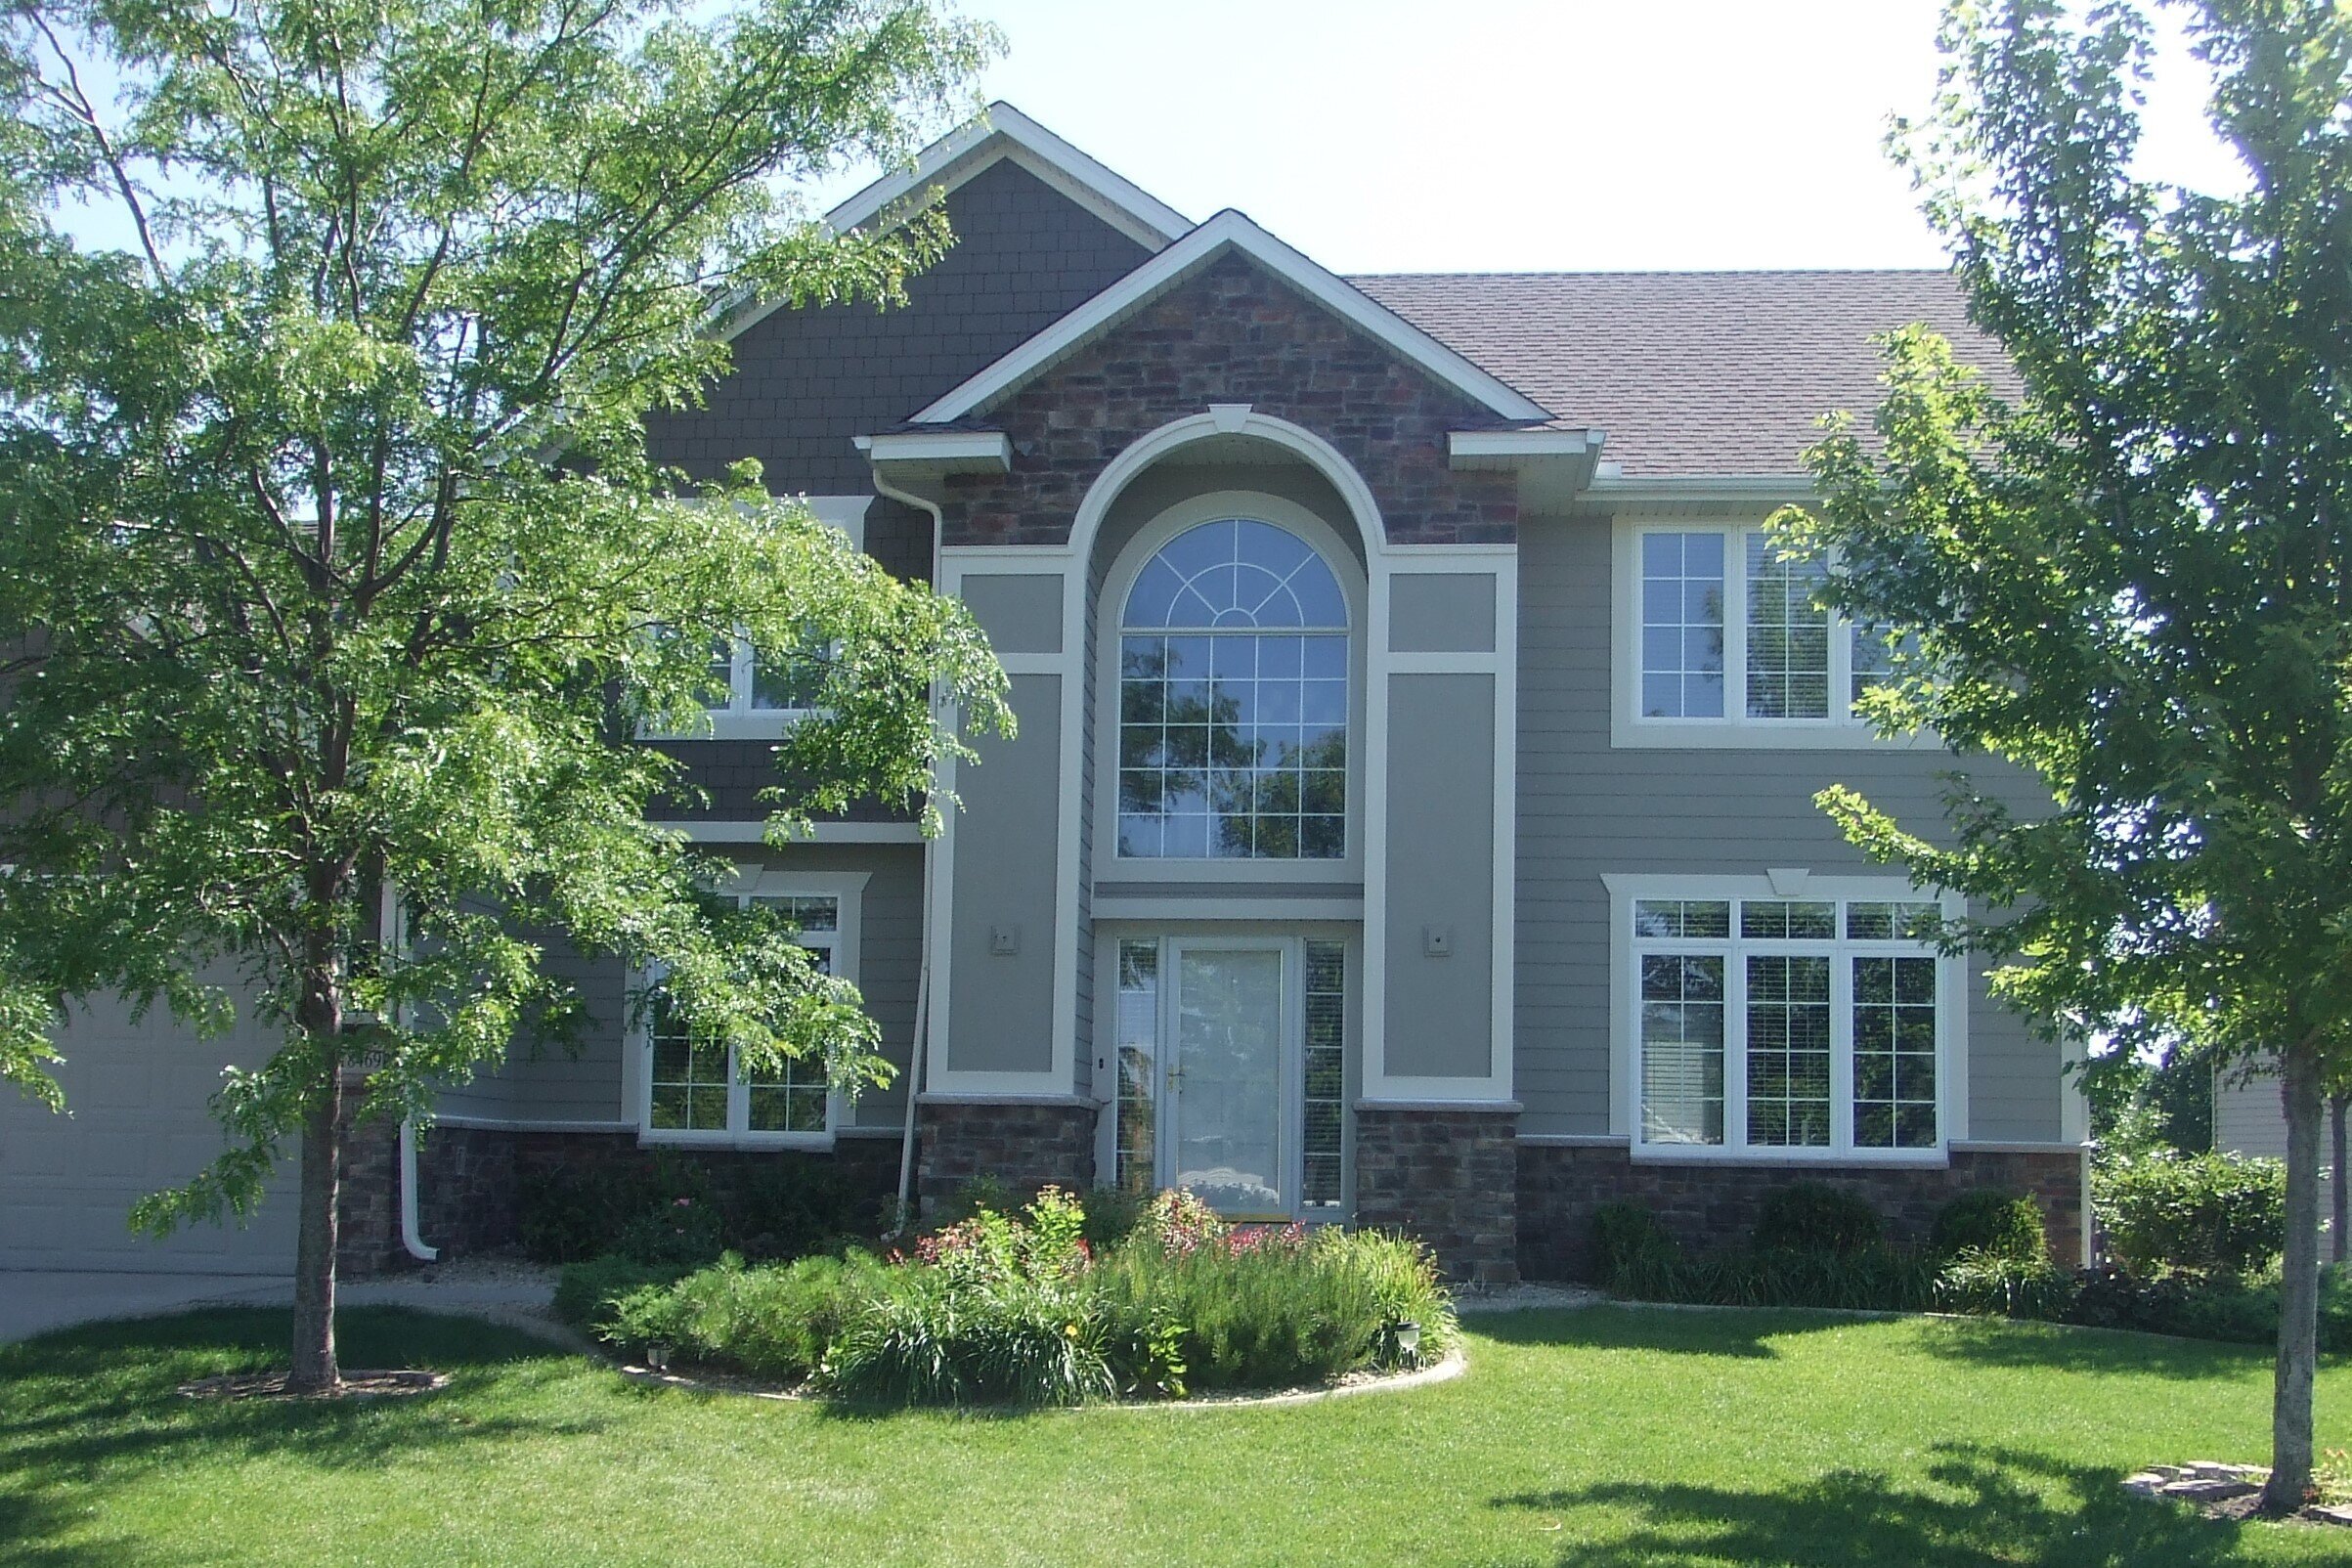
[{"left": 0, "top": 105, "right": 2089, "bottom": 1283}]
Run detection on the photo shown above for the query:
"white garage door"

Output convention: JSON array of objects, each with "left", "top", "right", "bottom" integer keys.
[{"left": 0, "top": 991, "right": 298, "bottom": 1274}]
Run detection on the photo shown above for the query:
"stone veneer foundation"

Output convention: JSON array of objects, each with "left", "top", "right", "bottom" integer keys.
[
  {"left": 914, "top": 1098, "right": 1098, "bottom": 1215},
  {"left": 1514, "top": 1141, "right": 2089, "bottom": 1284},
  {"left": 1354, "top": 1107, "right": 1521, "bottom": 1285}
]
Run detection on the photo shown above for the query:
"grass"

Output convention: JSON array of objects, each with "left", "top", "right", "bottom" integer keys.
[{"left": 7, "top": 1304, "right": 2352, "bottom": 1566}]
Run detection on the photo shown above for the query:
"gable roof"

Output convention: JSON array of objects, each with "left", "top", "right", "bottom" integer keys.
[
  {"left": 828, "top": 102, "right": 1190, "bottom": 252},
  {"left": 1353, "top": 270, "right": 2014, "bottom": 478},
  {"left": 908, "top": 210, "right": 1557, "bottom": 427}
]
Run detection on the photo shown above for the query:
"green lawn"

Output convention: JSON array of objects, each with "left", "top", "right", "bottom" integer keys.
[{"left": 7, "top": 1305, "right": 2352, "bottom": 1566}]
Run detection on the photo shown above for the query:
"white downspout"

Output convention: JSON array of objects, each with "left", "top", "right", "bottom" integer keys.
[
  {"left": 399, "top": 1119, "right": 439, "bottom": 1263},
  {"left": 871, "top": 464, "right": 945, "bottom": 1234}
]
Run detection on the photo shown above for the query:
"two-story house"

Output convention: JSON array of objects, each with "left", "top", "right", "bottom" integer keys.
[{"left": 0, "top": 106, "right": 2087, "bottom": 1282}]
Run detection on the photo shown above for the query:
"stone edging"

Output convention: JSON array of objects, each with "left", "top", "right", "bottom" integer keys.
[{"left": 613, "top": 1347, "right": 1468, "bottom": 1412}]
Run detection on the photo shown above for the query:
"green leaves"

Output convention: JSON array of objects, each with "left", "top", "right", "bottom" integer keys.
[{"left": 0, "top": 0, "right": 1005, "bottom": 1239}]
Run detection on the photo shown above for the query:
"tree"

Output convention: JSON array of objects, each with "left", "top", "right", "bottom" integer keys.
[
  {"left": 1777, "top": 0, "right": 2352, "bottom": 1512},
  {"left": 0, "top": 0, "right": 1009, "bottom": 1394}
]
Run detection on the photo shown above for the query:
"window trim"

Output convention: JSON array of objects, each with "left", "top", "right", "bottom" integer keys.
[
  {"left": 1610, "top": 520, "right": 1932, "bottom": 751},
  {"left": 1093, "top": 491, "right": 1368, "bottom": 884},
  {"left": 633, "top": 867, "right": 869, "bottom": 1151},
  {"left": 1602, "top": 872, "right": 1968, "bottom": 1165}
]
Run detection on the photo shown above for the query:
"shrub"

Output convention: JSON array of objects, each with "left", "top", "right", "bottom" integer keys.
[
  {"left": 1754, "top": 1183, "right": 1884, "bottom": 1256},
  {"left": 1935, "top": 1249, "right": 2078, "bottom": 1319},
  {"left": 552, "top": 1254, "right": 690, "bottom": 1335},
  {"left": 826, "top": 1268, "right": 1115, "bottom": 1407},
  {"left": 719, "top": 1160, "right": 875, "bottom": 1260},
  {"left": 1591, "top": 1201, "right": 1677, "bottom": 1286},
  {"left": 519, "top": 1164, "right": 660, "bottom": 1264},
  {"left": 614, "top": 1196, "right": 726, "bottom": 1269},
  {"left": 1079, "top": 1184, "right": 1151, "bottom": 1253},
  {"left": 2093, "top": 1151, "right": 2286, "bottom": 1277},
  {"left": 1931, "top": 1190, "right": 2049, "bottom": 1263}
]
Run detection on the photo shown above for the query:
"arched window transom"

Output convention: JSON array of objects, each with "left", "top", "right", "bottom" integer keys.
[{"left": 1117, "top": 519, "right": 1348, "bottom": 859}]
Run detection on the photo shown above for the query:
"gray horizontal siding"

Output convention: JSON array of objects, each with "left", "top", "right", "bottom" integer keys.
[{"left": 1514, "top": 515, "right": 2064, "bottom": 1142}]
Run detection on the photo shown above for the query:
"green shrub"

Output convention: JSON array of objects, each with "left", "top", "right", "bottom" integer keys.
[
  {"left": 1754, "top": 1183, "right": 1884, "bottom": 1256},
  {"left": 825, "top": 1269, "right": 1115, "bottom": 1407},
  {"left": 1935, "top": 1249, "right": 2079, "bottom": 1319},
  {"left": 520, "top": 1164, "right": 660, "bottom": 1264},
  {"left": 2093, "top": 1151, "right": 2286, "bottom": 1277},
  {"left": 718, "top": 1160, "right": 875, "bottom": 1260},
  {"left": 1931, "top": 1190, "right": 2049, "bottom": 1263},
  {"left": 1079, "top": 1185, "right": 1151, "bottom": 1253},
  {"left": 1591, "top": 1201, "right": 1677, "bottom": 1286},
  {"left": 614, "top": 1196, "right": 726, "bottom": 1269},
  {"left": 552, "top": 1254, "right": 689, "bottom": 1335}
]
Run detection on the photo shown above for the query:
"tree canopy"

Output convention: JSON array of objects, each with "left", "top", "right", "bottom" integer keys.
[
  {"left": 1777, "top": 0, "right": 2352, "bottom": 1509},
  {"left": 0, "top": 0, "right": 1008, "bottom": 1390}
]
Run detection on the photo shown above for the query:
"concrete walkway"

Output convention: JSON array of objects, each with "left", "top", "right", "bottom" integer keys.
[{"left": 0, "top": 1258, "right": 564, "bottom": 1344}]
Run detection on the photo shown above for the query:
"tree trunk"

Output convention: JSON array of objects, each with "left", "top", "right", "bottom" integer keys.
[
  {"left": 285, "top": 1071, "right": 343, "bottom": 1395},
  {"left": 2332, "top": 1093, "right": 2347, "bottom": 1266},
  {"left": 2263, "top": 1042, "right": 2324, "bottom": 1515}
]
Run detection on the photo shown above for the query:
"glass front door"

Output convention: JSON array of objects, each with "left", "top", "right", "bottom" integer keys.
[
  {"left": 1168, "top": 944, "right": 1288, "bottom": 1218},
  {"left": 1109, "top": 934, "right": 1348, "bottom": 1222}
]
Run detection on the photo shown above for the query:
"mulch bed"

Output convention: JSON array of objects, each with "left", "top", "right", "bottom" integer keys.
[
  {"left": 177, "top": 1370, "right": 450, "bottom": 1401},
  {"left": 2124, "top": 1462, "right": 2352, "bottom": 1528}
]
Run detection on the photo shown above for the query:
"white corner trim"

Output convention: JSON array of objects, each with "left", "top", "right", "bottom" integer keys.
[
  {"left": 824, "top": 103, "right": 1190, "bottom": 246},
  {"left": 854, "top": 430, "right": 1013, "bottom": 472},
  {"left": 908, "top": 211, "right": 1554, "bottom": 426}
]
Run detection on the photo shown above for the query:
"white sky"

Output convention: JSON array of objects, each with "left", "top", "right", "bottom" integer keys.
[{"left": 804, "top": 0, "right": 2248, "bottom": 274}]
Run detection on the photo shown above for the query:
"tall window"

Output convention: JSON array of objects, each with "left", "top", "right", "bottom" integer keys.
[
  {"left": 1632, "top": 892, "right": 1945, "bottom": 1157},
  {"left": 1633, "top": 527, "right": 1893, "bottom": 726},
  {"left": 646, "top": 891, "right": 843, "bottom": 1142},
  {"left": 1117, "top": 518, "right": 1348, "bottom": 859}
]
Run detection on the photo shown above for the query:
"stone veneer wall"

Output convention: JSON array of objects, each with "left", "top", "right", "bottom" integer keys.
[
  {"left": 1515, "top": 1142, "right": 2089, "bottom": 1284},
  {"left": 914, "top": 1100, "right": 1097, "bottom": 1215},
  {"left": 337, "top": 1120, "right": 905, "bottom": 1274},
  {"left": 935, "top": 251, "right": 1521, "bottom": 550},
  {"left": 1354, "top": 1108, "right": 1521, "bottom": 1285}
]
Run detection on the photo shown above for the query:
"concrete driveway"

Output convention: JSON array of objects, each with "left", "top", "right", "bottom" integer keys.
[{"left": 0, "top": 1259, "right": 563, "bottom": 1344}]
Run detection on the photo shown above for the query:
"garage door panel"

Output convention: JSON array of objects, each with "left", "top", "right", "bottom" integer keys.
[{"left": 1, "top": 987, "right": 296, "bottom": 1275}]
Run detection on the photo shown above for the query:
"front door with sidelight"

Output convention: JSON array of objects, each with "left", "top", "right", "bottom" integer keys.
[{"left": 1109, "top": 935, "right": 1347, "bottom": 1221}]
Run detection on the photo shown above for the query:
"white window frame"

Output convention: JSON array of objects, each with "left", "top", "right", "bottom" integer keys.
[
  {"left": 643, "top": 496, "right": 869, "bottom": 743},
  {"left": 1094, "top": 491, "right": 1369, "bottom": 884},
  {"left": 632, "top": 867, "right": 868, "bottom": 1151},
  {"left": 1603, "top": 872, "right": 1968, "bottom": 1165},
  {"left": 1611, "top": 521, "right": 1928, "bottom": 750}
]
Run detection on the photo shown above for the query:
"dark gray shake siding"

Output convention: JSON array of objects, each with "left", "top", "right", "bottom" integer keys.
[
  {"left": 641, "top": 159, "right": 1152, "bottom": 495},
  {"left": 1512, "top": 516, "right": 2065, "bottom": 1141}
]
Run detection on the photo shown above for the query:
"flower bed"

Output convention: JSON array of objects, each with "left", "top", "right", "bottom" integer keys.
[{"left": 558, "top": 1188, "right": 1457, "bottom": 1407}]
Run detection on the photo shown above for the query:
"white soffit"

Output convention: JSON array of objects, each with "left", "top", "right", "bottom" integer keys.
[
  {"left": 851, "top": 430, "right": 1013, "bottom": 472},
  {"left": 908, "top": 210, "right": 1557, "bottom": 427}
]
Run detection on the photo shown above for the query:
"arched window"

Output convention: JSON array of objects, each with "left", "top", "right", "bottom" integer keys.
[{"left": 1117, "top": 518, "right": 1348, "bottom": 859}]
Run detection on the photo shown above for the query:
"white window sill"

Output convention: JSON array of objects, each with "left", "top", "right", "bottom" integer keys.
[
  {"left": 1610, "top": 717, "right": 1935, "bottom": 752},
  {"left": 1630, "top": 1142, "right": 1949, "bottom": 1168},
  {"left": 642, "top": 710, "right": 818, "bottom": 743},
  {"left": 636, "top": 1130, "right": 836, "bottom": 1153}
]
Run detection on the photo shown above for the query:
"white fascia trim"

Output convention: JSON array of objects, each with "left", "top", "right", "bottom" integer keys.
[
  {"left": 908, "top": 210, "right": 1554, "bottom": 426},
  {"left": 654, "top": 819, "right": 925, "bottom": 845},
  {"left": 853, "top": 430, "right": 1013, "bottom": 471},
  {"left": 824, "top": 103, "right": 1190, "bottom": 247},
  {"left": 1585, "top": 473, "right": 1818, "bottom": 503},
  {"left": 1447, "top": 429, "right": 1598, "bottom": 462}
]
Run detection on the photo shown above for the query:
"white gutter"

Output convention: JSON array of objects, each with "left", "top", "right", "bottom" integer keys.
[{"left": 869, "top": 461, "right": 947, "bottom": 1234}]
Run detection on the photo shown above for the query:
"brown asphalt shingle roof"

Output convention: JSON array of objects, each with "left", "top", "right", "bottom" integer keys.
[{"left": 1350, "top": 269, "right": 2014, "bottom": 477}]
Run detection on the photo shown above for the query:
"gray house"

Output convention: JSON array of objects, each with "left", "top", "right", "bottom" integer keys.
[{"left": 0, "top": 106, "right": 2088, "bottom": 1283}]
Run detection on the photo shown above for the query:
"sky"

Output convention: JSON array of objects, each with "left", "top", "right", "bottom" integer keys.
[{"left": 805, "top": 0, "right": 2249, "bottom": 275}]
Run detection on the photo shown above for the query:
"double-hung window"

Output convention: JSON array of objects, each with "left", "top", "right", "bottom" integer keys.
[
  {"left": 641, "top": 880, "right": 860, "bottom": 1147},
  {"left": 691, "top": 632, "right": 830, "bottom": 739},
  {"left": 1625, "top": 886, "right": 1953, "bottom": 1161},
  {"left": 1625, "top": 525, "right": 1903, "bottom": 739}
]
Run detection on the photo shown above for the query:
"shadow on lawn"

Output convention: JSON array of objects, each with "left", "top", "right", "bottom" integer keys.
[
  {"left": 1471, "top": 1303, "right": 1867, "bottom": 1360},
  {"left": 1495, "top": 1442, "right": 2255, "bottom": 1567},
  {"left": 1912, "top": 1315, "right": 2283, "bottom": 1382},
  {"left": 0, "top": 1305, "right": 608, "bottom": 1561}
]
